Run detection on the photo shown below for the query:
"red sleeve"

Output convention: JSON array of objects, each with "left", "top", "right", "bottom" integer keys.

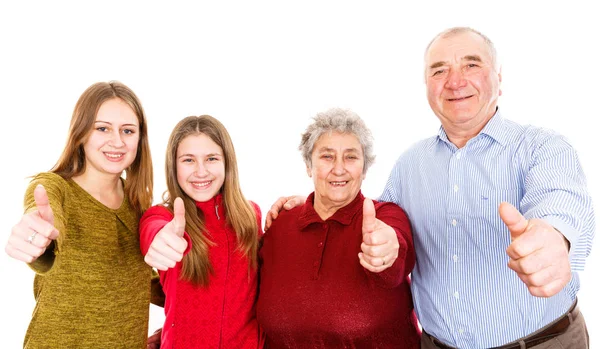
[
  {"left": 139, "top": 205, "right": 193, "bottom": 256},
  {"left": 364, "top": 200, "right": 415, "bottom": 289}
]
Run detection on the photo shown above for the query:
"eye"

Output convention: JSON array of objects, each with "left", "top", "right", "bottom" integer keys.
[
  {"left": 181, "top": 158, "right": 194, "bottom": 163},
  {"left": 321, "top": 154, "right": 333, "bottom": 160},
  {"left": 96, "top": 126, "right": 108, "bottom": 132},
  {"left": 466, "top": 63, "right": 479, "bottom": 69},
  {"left": 122, "top": 128, "right": 136, "bottom": 135},
  {"left": 207, "top": 157, "right": 220, "bottom": 162},
  {"left": 346, "top": 155, "right": 358, "bottom": 160}
]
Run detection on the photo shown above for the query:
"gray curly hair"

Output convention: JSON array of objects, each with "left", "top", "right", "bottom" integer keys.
[{"left": 299, "top": 108, "right": 375, "bottom": 174}]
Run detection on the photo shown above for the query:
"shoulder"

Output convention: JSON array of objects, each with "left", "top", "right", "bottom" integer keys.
[
  {"left": 25, "top": 172, "right": 69, "bottom": 202},
  {"left": 28, "top": 172, "right": 68, "bottom": 190},
  {"left": 248, "top": 200, "right": 262, "bottom": 216},
  {"left": 394, "top": 136, "right": 438, "bottom": 166},
  {"left": 373, "top": 200, "right": 407, "bottom": 218},
  {"left": 141, "top": 204, "right": 173, "bottom": 221},
  {"left": 509, "top": 122, "right": 577, "bottom": 161}
]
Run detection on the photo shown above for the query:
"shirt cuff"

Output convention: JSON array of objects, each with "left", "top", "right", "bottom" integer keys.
[{"left": 541, "top": 216, "right": 579, "bottom": 262}]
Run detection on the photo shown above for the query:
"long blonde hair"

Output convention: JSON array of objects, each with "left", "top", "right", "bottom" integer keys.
[
  {"left": 51, "top": 81, "right": 153, "bottom": 216},
  {"left": 163, "top": 115, "right": 258, "bottom": 286}
]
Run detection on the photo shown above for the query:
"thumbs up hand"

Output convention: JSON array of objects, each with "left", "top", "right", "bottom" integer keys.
[
  {"left": 499, "top": 202, "right": 571, "bottom": 297},
  {"left": 358, "top": 198, "right": 400, "bottom": 273},
  {"left": 144, "top": 197, "right": 189, "bottom": 270},
  {"left": 5, "top": 185, "right": 60, "bottom": 263}
]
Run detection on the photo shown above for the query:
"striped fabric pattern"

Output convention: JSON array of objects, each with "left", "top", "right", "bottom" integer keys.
[{"left": 380, "top": 111, "right": 595, "bottom": 348}]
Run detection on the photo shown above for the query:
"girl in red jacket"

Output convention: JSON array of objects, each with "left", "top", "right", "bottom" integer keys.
[{"left": 139, "top": 115, "right": 263, "bottom": 349}]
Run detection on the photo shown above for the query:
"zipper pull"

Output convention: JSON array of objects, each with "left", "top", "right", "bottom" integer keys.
[{"left": 215, "top": 203, "right": 220, "bottom": 220}]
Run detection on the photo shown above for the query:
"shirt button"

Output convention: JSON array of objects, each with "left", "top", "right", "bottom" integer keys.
[
  {"left": 453, "top": 291, "right": 459, "bottom": 299},
  {"left": 456, "top": 152, "right": 462, "bottom": 160},
  {"left": 453, "top": 255, "right": 458, "bottom": 262},
  {"left": 458, "top": 328, "right": 464, "bottom": 334},
  {"left": 451, "top": 219, "right": 457, "bottom": 226},
  {"left": 453, "top": 184, "right": 459, "bottom": 192},
  {"left": 318, "top": 242, "right": 324, "bottom": 248}
]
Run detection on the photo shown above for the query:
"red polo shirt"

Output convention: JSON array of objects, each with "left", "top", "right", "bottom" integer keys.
[{"left": 257, "top": 191, "right": 420, "bottom": 348}]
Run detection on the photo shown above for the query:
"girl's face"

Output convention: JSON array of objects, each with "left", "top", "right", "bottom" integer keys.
[
  {"left": 176, "top": 133, "right": 225, "bottom": 202},
  {"left": 83, "top": 98, "right": 139, "bottom": 177}
]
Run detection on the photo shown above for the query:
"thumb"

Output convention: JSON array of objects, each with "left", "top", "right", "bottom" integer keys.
[
  {"left": 34, "top": 184, "right": 54, "bottom": 225},
  {"left": 499, "top": 202, "right": 528, "bottom": 239},
  {"left": 172, "top": 197, "right": 186, "bottom": 237},
  {"left": 362, "top": 198, "right": 376, "bottom": 235}
]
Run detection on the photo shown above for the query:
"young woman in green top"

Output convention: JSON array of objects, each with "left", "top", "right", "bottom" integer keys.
[{"left": 5, "top": 81, "right": 155, "bottom": 348}]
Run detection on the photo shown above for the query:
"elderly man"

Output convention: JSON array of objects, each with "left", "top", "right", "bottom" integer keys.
[{"left": 267, "top": 27, "right": 594, "bottom": 348}]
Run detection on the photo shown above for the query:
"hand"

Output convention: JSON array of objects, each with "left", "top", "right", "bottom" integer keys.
[
  {"left": 5, "top": 185, "right": 59, "bottom": 263},
  {"left": 144, "top": 197, "right": 188, "bottom": 270},
  {"left": 499, "top": 202, "right": 571, "bottom": 297},
  {"left": 265, "top": 195, "right": 305, "bottom": 230},
  {"left": 358, "top": 198, "right": 400, "bottom": 273},
  {"left": 147, "top": 327, "right": 162, "bottom": 349}
]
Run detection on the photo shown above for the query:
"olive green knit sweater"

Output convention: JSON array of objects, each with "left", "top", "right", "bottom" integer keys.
[{"left": 23, "top": 172, "right": 152, "bottom": 348}]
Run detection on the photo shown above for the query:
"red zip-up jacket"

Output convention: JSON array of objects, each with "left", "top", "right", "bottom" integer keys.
[{"left": 140, "top": 194, "right": 263, "bottom": 349}]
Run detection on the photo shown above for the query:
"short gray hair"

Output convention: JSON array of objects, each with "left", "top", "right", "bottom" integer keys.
[
  {"left": 299, "top": 108, "right": 375, "bottom": 174},
  {"left": 425, "top": 27, "right": 499, "bottom": 70}
]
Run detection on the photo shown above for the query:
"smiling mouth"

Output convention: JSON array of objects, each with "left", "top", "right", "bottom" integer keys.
[
  {"left": 191, "top": 181, "right": 212, "bottom": 189},
  {"left": 329, "top": 181, "right": 348, "bottom": 187},
  {"left": 104, "top": 152, "right": 124, "bottom": 160},
  {"left": 447, "top": 95, "right": 474, "bottom": 102}
]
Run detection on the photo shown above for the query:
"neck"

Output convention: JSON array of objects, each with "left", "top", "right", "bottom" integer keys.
[
  {"left": 313, "top": 197, "right": 348, "bottom": 221},
  {"left": 72, "top": 170, "right": 123, "bottom": 196},
  {"left": 443, "top": 110, "right": 495, "bottom": 149}
]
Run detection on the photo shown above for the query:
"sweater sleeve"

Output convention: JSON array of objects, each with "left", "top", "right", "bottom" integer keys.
[
  {"left": 25, "top": 173, "right": 68, "bottom": 275},
  {"left": 364, "top": 201, "right": 415, "bottom": 289}
]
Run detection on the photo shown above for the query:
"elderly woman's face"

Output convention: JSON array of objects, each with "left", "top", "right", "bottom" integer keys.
[{"left": 308, "top": 131, "right": 365, "bottom": 213}]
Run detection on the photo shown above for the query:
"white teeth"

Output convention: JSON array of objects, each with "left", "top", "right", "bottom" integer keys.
[
  {"left": 191, "top": 181, "right": 211, "bottom": 188},
  {"left": 105, "top": 153, "right": 123, "bottom": 158},
  {"left": 330, "top": 181, "right": 347, "bottom": 186}
]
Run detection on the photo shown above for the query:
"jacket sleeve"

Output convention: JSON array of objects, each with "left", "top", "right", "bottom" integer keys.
[
  {"left": 363, "top": 201, "right": 415, "bottom": 289},
  {"left": 139, "top": 206, "right": 172, "bottom": 256}
]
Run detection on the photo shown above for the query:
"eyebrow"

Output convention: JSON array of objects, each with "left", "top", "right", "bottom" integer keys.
[
  {"left": 178, "top": 153, "right": 222, "bottom": 159},
  {"left": 428, "top": 55, "right": 484, "bottom": 70},
  {"left": 95, "top": 120, "right": 139, "bottom": 128},
  {"left": 317, "top": 147, "right": 360, "bottom": 153}
]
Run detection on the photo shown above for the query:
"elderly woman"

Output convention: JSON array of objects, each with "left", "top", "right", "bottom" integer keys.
[{"left": 257, "top": 108, "right": 420, "bottom": 348}]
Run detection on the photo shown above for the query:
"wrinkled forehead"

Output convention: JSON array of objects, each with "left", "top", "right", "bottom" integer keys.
[{"left": 425, "top": 31, "right": 494, "bottom": 66}]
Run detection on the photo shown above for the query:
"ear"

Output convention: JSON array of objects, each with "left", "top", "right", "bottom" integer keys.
[{"left": 498, "top": 66, "right": 503, "bottom": 96}]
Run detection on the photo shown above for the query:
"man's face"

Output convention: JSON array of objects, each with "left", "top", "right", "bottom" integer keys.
[{"left": 425, "top": 31, "right": 501, "bottom": 133}]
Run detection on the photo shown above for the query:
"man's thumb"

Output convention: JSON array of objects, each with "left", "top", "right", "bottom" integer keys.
[
  {"left": 34, "top": 184, "right": 54, "bottom": 224},
  {"left": 499, "top": 202, "right": 528, "bottom": 239}
]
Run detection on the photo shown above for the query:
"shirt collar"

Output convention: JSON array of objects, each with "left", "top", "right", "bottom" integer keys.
[
  {"left": 298, "top": 191, "right": 364, "bottom": 230},
  {"left": 436, "top": 108, "right": 509, "bottom": 147}
]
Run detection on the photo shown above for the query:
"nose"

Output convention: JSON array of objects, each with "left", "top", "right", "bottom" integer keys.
[
  {"left": 332, "top": 158, "right": 346, "bottom": 176},
  {"left": 445, "top": 68, "right": 466, "bottom": 90},
  {"left": 109, "top": 130, "right": 125, "bottom": 147},
  {"left": 194, "top": 162, "right": 209, "bottom": 177}
]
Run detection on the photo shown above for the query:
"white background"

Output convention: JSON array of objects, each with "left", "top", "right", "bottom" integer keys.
[{"left": 1, "top": 1, "right": 598, "bottom": 347}]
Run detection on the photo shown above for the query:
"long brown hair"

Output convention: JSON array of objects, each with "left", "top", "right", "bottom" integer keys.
[
  {"left": 163, "top": 115, "right": 258, "bottom": 286},
  {"left": 51, "top": 81, "right": 153, "bottom": 216}
]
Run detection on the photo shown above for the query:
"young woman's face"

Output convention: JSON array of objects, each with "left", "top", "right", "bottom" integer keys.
[
  {"left": 83, "top": 98, "right": 139, "bottom": 177},
  {"left": 176, "top": 133, "right": 225, "bottom": 202}
]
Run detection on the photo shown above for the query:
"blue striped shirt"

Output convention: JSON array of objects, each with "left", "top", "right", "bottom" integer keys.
[{"left": 380, "top": 110, "right": 595, "bottom": 348}]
